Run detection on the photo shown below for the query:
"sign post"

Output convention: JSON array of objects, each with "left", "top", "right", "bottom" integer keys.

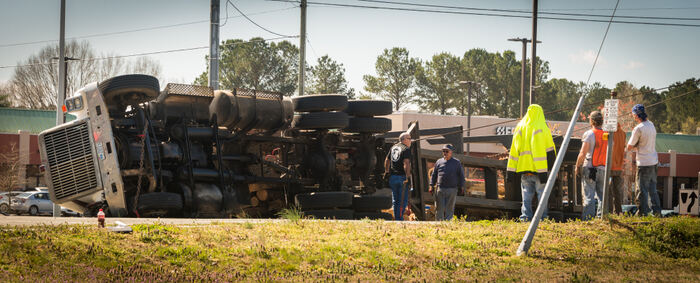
[{"left": 600, "top": 98, "right": 618, "bottom": 217}]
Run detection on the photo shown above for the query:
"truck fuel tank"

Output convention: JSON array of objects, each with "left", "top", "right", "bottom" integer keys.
[{"left": 209, "top": 89, "right": 293, "bottom": 132}]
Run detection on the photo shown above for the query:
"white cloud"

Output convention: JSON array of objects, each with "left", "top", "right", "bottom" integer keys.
[
  {"left": 568, "top": 50, "right": 606, "bottom": 65},
  {"left": 623, "top": 60, "right": 645, "bottom": 70}
]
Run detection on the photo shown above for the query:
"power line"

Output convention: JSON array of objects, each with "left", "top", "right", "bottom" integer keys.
[
  {"left": 411, "top": 85, "right": 691, "bottom": 142},
  {"left": 357, "top": 0, "right": 700, "bottom": 21},
  {"left": 0, "top": 6, "right": 296, "bottom": 48},
  {"left": 585, "top": 0, "right": 620, "bottom": 85},
  {"left": 265, "top": 0, "right": 700, "bottom": 28},
  {"left": 227, "top": 0, "right": 295, "bottom": 38},
  {"left": 0, "top": 36, "right": 297, "bottom": 69}
]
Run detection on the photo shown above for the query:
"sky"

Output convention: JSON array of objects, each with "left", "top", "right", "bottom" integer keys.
[{"left": 1, "top": 0, "right": 699, "bottom": 109}]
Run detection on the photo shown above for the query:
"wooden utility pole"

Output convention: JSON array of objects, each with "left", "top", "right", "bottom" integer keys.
[
  {"left": 299, "top": 0, "right": 307, "bottom": 95},
  {"left": 529, "top": 0, "right": 538, "bottom": 105},
  {"left": 209, "top": 0, "right": 220, "bottom": 90},
  {"left": 508, "top": 38, "right": 541, "bottom": 118}
]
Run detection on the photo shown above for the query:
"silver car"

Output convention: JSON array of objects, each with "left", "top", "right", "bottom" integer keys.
[
  {"left": 10, "top": 192, "right": 54, "bottom": 216},
  {"left": 0, "top": 191, "right": 24, "bottom": 214}
]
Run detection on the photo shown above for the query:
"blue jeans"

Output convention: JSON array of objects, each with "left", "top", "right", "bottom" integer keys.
[
  {"left": 636, "top": 165, "right": 661, "bottom": 216},
  {"left": 520, "top": 174, "right": 547, "bottom": 221},
  {"left": 581, "top": 166, "right": 605, "bottom": 220},
  {"left": 389, "top": 175, "right": 409, "bottom": 220},
  {"left": 435, "top": 187, "right": 457, "bottom": 221}
]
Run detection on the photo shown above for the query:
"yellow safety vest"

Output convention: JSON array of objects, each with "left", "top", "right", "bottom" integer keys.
[{"left": 507, "top": 104, "right": 556, "bottom": 173}]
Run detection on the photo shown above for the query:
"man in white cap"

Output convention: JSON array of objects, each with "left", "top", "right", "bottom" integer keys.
[{"left": 429, "top": 144, "right": 465, "bottom": 221}]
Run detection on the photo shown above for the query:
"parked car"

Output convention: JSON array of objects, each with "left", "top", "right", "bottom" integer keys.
[
  {"left": 61, "top": 206, "right": 81, "bottom": 217},
  {"left": 10, "top": 191, "right": 54, "bottom": 216},
  {"left": 0, "top": 191, "right": 25, "bottom": 214}
]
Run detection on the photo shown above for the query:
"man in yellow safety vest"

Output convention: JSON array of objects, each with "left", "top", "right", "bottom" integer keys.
[{"left": 507, "top": 104, "right": 556, "bottom": 221}]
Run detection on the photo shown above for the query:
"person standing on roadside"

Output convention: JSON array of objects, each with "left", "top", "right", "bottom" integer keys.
[
  {"left": 575, "top": 111, "right": 606, "bottom": 220},
  {"left": 626, "top": 104, "right": 661, "bottom": 216},
  {"left": 507, "top": 104, "right": 556, "bottom": 222},
  {"left": 430, "top": 144, "right": 465, "bottom": 221},
  {"left": 384, "top": 132, "right": 412, "bottom": 221},
  {"left": 607, "top": 122, "right": 627, "bottom": 214}
]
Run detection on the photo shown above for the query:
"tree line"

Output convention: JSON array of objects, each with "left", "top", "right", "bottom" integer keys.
[{"left": 2, "top": 38, "right": 698, "bottom": 134}]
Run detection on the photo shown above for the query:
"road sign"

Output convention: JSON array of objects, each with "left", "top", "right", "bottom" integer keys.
[
  {"left": 603, "top": 99, "right": 619, "bottom": 132},
  {"left": 679, "top": 188, "right": 699, "bottom": 216}
]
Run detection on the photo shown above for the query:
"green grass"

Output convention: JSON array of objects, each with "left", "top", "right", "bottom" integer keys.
[{"left": 0, "top": 216, "right": 698, "bottom": 281}]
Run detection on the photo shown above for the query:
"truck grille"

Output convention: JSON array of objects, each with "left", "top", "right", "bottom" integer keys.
[{"left": 43, "top": 121, "right": 99, "bottom": 200}]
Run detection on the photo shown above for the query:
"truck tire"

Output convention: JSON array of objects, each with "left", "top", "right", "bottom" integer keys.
[
  {"left": 292, "top": 94, "right": 348, "bottom": 112},
  {"left": 303, "top": 209, "right": 354, "bottom": 220},
  {"left": 295, "top": 191, "right": 353, "bottom": 210},
  {"left": 352, "top": 195, "right": 392, "bottom": 212},
  {"left": 345, "top": 100, "right": 393, "bottom": 117},
  {"left": 136, "top": 192, "right": 183, "bottom": 217},
  {"left": 354, "top": 212, "right": 393, "bottom": 220},
  {"left": 98, "top": 74, "right": 160, "bottom": 107},
  {"left": 343, "top": 117, "right": 392, "bottom": 133},
  {"left": 291, "top": 112, "right": 349, "bottom": 130}
]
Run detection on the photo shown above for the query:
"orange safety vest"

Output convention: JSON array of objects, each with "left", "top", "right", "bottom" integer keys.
[{"left": 591, "top": 128, "right": 608, "bottom": 167}]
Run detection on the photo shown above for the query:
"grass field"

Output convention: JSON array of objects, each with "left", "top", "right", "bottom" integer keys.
[{"left": 1, "top": 215, "right": 698, "bottom": 282}]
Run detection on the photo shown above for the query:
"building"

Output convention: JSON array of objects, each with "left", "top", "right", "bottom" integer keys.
[{"left": 0, "top": 108, "right": 75, "bottom": 189}]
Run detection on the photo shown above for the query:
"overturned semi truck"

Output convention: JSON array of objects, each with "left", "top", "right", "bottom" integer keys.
[{"left": 38, "top": 74, "right": 395, "bottom": 218}]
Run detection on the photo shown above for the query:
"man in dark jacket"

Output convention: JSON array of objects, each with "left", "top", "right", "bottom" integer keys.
[{"left": 430, "top": 144, "right": 465, "bottom": 221}]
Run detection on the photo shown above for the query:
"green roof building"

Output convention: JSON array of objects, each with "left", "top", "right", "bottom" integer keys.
[{"left": 0, "top": 107, "right": 76, "bottom": 134}]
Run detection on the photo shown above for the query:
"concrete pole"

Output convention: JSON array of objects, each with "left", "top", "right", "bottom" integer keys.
[
  {"left": 54, "top": 0, "right": 66, "bottom": 218},
  {"left": 529, "top": 0, "right": 538, "bottom": 105},
  {"left": 299, "top": 0, "right": 307, "bottom": 95},
  {"left": 209, "top": 0, "right": 220, "bottom": 90},
  {"left": 517, "top": 93, "right": 587, "bottom": 256}
]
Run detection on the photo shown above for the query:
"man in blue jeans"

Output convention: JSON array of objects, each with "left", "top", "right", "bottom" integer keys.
[
  {"left": 429, "top": 144, "right": 465, "bottom": 221},
  {"left": 384, "top": 132, "right": 412, "bottom": 220},
  {"left": 626, "top": 104, "right": 661, "bottom": 216}
]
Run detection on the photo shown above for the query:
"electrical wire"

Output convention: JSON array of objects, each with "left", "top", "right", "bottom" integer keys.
[
  {"left": 0, "top": 6, "right": 296, "bottom": 48},
  {"left": 408, "top": 84, "right": 695, "bottom": 142},
  {"left": 357, "top": 0, "right": 700, "bottom": 21},
  {"left": 585, "top": 0, "right": 620, "bottom": 85},
  {"left": 227, "top": 0, "right": 295, "bottom": 38},
  {"left": 0, "top": 36, "right": 297, "bottom": 69},
  {"left": 265, "top": 0, "right": 700, "bottom": 28}
]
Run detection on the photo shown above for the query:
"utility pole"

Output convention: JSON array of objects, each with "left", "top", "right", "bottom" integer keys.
[
  {"left": 54, "top": 0, "right": 66, "bottom": 217},
  {"left": 459, "top": 81, "right": 478, "bottom": 155},
  {"left": 209, "top": 0, "right": 220, "bottom": 90},
  {"left": 529, "top": 0, "right": 538, "bottom": 105},
  {"left": 508, "top": 38, "right": 540, "bottom": 118},
  {"left": 299, "top": 0, "right": 307, "bottom": 96}
]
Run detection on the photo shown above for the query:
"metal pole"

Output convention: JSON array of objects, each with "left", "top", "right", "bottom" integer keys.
[
  {"left": 529, "top": 0, "right": 538, "bottom": 105},
  {"left": 54, "top": 0, "right": 66, "bottom": 217},
  {"left": 209, "top": 0, "right": 220, "bottom": 90},
  {"left": 466, "top": 83, "right": 472, "bottom": 155},
  {"left": 519, "top": 39, "right": 527, "bottom": 117},
  {"left": 517, "top": 93, "right": 587, "bottom": 256},
  {"left": 299, "top": 0, "right": 307, "bottom": 95}
]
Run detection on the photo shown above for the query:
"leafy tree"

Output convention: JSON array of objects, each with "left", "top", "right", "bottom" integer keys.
[
  {"left": 196, "top": 38, "right": 300, "bottom": 95},
  {"left": 9, "top": 40, "right": 161, "bottom": 109},
  {"left": 414, "top": 52, "right": 462, "bottom": 115},
  {"left": 308, "top": 55, "right": 354, "bottom": 97},
  {"left": 363, "top": 47, "right": 419, "bottom": 111},
  {"left": 660, "top": 78, "right": 700, "bottom": 133}
]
